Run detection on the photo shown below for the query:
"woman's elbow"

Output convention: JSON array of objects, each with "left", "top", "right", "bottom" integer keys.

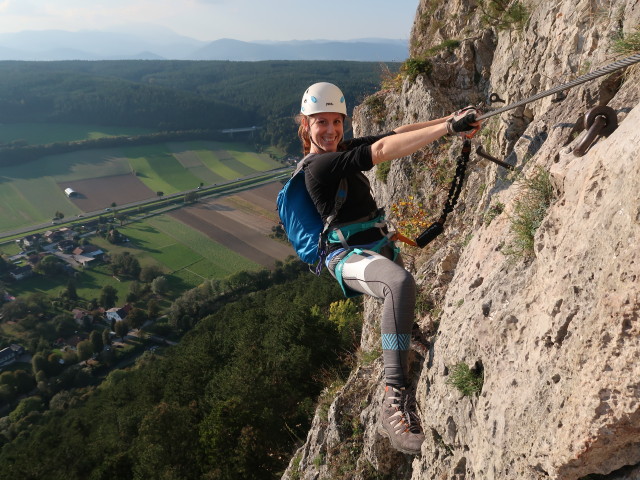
[{"left": 371, "top": 143, "right": 387, "bottom": 165}]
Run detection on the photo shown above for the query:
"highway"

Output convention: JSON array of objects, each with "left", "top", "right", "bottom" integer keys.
[{"left": 0, "top": 166, "right": 293, "bottom": 242}]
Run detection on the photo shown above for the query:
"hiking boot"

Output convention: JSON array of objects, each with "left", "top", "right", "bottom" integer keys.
[{"left": 378, "top": 385, "right": 425, "bottom": 455}]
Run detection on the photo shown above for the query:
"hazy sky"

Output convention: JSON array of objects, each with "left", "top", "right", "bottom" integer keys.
[{"left": 0, "top": 0, "right": 419, "bottom": 41}]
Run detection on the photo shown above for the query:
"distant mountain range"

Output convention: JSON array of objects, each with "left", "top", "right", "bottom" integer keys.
[{"left": 0, "top": 29, "right": 408, "bottom": 62}]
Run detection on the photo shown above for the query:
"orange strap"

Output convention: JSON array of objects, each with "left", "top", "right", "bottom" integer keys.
[{"left": 390, "top": 232, "right": 417, "bottom": 247}]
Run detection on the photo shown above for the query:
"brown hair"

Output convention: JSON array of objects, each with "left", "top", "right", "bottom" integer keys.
[{"left": 295, "top": 114, "right": 312, "bottom": 155}]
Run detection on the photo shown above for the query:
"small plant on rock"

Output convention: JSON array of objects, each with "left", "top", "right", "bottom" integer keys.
[
  {"left": 503, "top": 166, "right": 554, "bottom": 259},
  {"left": 477, "top": 0, "right": 530, "bottom": 31},
  {"left": 400, "top": 57, "right": 433, "bottom": 82},
  {"left": 613, "top": 27, "right": 640, "bottom": 55},
  {"left": 447, "top": 362, "right": 484, "bottom": 396}
]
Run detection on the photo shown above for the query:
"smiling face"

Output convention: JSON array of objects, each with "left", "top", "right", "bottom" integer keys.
[{"left": 307, "top": 112, "right": 344, "bottom": 153}]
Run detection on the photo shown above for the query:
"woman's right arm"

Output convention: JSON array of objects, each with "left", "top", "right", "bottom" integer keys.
[{"left": 370, "top": 122, "right": 449, "bottom": 165}]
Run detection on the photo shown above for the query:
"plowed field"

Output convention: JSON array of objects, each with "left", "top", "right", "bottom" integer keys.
[
  {"left": 62, "top": 174, "right": 155, "bottom": 212},
  {"left": 169, "top": 182, "right": 293, "bottom": 268}
]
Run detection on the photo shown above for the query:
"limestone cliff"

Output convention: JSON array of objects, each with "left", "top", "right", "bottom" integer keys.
[{"left": 283, "top": 1, "right": 640, "bottom": 479}]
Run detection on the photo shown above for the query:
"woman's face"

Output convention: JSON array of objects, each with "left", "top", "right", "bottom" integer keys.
[{"left": 307, "top": 112, "right": 344, "bottom": 153}]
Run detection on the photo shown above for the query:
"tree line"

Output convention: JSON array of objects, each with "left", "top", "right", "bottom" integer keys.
[{"left": 0, "top": 60, "right": 398, "bottom": 154}]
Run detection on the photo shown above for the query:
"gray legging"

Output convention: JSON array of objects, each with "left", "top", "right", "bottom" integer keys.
[{"left": 328, "top": 248, "right": 416, "bottom": 386}]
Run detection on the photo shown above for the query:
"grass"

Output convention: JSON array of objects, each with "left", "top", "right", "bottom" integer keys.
[
  {"left": 483, "top": 201, "right": 505, "bottom": 225},
  {"left": 503, "top": 167, "right": 554, "bottom": 260},
  {"left": 447, "top": 362, "right": 483, "bottom": 396},
  {"left": 194, "top": 146, "right": 253, "bottom": 181},
  {"left": 375, "top": 161, "right": 391, "bottom": 183},
  {"left": 478, "top": 0, "right": 529, "bottom": 31},
  {"left": 125, "top": 144, "right": 203, "bottom": 193},
  {"left": 132, "top": 216, "right": 259, "bottom": 283},
  {"left": 400, "top": 57, "right": 433, "bottom": 82},
  {"left": 612, "top": 28, "right": 640, "bottom": 54},
  {"left": 0, "top": 177, "right": 82, "bottom": 230}
]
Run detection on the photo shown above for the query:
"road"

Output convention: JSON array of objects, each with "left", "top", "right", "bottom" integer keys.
[{"left": 0, "top": 167, "right": 293, "bottom": 241}]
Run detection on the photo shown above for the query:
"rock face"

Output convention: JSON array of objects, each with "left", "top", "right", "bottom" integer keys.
[{"left": 283, "top": 1, "right": 640, "bottom": 479}]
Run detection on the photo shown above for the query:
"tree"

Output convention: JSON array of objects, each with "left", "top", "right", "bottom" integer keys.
[
  {"left": 53, "top": 314, "right": 76, "bottom": 338},
  {"left": 156, "top": 191, "right": 164, "bottom": 198},
  {"left": 64, "top": 279, "right": 78, "bottom": 300},
  {"left": 32, "top": 353, "right": 47, "bottom": 376},
  {"left": 151, "top": 276, "right": 169, "bottom": 296},
  {"left": 90, "top": 330, "right": 104, "bottom": 354},
  {"left": 100, "top": 285, "right": 118, "bottom": 309},
  {"left": 0, "top": 255, "right": 10, "bottom": 274},
  {"left": 147, "top": 298, "right": 160, "bottom": 319},
  {"left": 0, "top": 383, "right": 16, "bottom": 404},
  {"left": 114, "top": 212, "right": 128, "bottom": 226},
  {"left": 110, "top": 252, "right": 140, "bottom": 278},
  {"left": 37, "top": 255, "right": 64, "bottom": 276},
  {"left": 9, "top": 396, "right": 44, "bottom": 423},
  {"left": 184, "top": 191, "right": 198, "bottom": 203},
  {"left": 14, "top": 370, "right": 35, "bottom": 394},
  {"left": 77, "top": 340, "right": 94, "bottom": 362},
  {"left": 114, "top": 320, "right": 129, "bottom": 340},
  {"left": 47, "top": 353, "right": 63, "bottom": 376},
  {"left": 127, "top": 307, "right": 147, "bottom": 329},
  {"left": 102, "top": 328, "right": 112, "bottom": 347},
  {"left": 126, "top": 281, "right": 142, "bottom": 303},
  {"left": 0, "top": 371, "right": 17, "bottom": 389},
  {"left": 140, "top": 264, "right": 163, "bottom": 283},
  {"left": 54, "top": 210, "right": 64, "bottom": 220}
]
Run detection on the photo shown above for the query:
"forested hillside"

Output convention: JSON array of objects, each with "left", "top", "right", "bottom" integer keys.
[
  {"left": 0, "top": 260, "right": 352, "bottom": 480},
  {"left": 0, "top": 60, "right": 396, "bottom": 153}
]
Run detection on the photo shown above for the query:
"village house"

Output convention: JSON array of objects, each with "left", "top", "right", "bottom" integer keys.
[
  {"left": 58, "top": 227, "right": 78, "bottom": 241},
  {"left": 9, "top": 265, "right": 33, "bottom": 281},
  {"left": 43, "top": 230, "right": 64, "bottom": 243},
  {"left": 72, "top": 245, "right": 104, "bottom": 267},
  {"left": 72, "top": 245, "right": 104, "bottom": 259},
  {"left": 105, "top": 304, "right": 132, "bottom": 323},
  {"left": 0, "top": 344, "right": 25, "bottom": 369},
  {"left": 18, "top": 233, "right": 42, "bottom": 249},
  {"left": 72, "top": 308, "right": 93, "bottom": 327},
  {"left": 57, "top": 239, "right": 76, "bottom": 253}
]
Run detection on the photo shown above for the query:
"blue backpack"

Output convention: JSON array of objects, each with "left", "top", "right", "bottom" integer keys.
[{"left": 276, "top": 156, "right": 346, "bottom": 267}]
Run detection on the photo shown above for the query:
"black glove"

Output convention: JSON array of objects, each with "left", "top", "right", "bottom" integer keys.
[{"left": 447, "top": 110, "right": 478, "bottom": 134}]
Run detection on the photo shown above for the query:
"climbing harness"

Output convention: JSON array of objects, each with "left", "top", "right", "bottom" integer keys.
[
  {"left": 327, "top": 210, "right": 404, "bottom": 297},
  {"left": 478, "top": 53, "right": 640, "bottom": 121},
  {"left": 412, "top": 53, "right": 640, "bottom": 248}
]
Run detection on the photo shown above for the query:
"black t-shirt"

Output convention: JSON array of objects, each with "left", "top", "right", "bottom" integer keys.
[{"left": 304, "top": 132, "right": 395, "bottom": 252}]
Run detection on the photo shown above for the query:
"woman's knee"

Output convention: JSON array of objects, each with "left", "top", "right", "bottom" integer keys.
[{"left": 385, "top": 267, "right": 415, "bottom": 297}]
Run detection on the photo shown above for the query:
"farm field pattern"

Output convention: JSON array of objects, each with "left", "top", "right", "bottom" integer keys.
[
  {"left": 1, "top": 134, "right": 294, "bottom": 282},
  {"left": 0, "top": 140, "right": 281, "bottom": 228}
]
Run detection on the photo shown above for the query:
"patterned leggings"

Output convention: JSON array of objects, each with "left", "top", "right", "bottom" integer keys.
[{"left": 328, "top": 248, "right": 416, "bottom": 386}]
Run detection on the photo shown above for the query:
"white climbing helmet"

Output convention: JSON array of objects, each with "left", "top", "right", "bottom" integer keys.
[{"left": 300, "top": 82, "right": 347, "bottom": 116}]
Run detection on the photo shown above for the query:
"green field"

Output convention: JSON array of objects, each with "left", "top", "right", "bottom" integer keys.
[
  {"left": 0, "top": 177, "right": 83, "bottom": 230},
  {"left": 91, "top": 216, "right": 259, "bottom": 288},
  {"left": 125, "top": 144, "right": 204, "bottom": 193},
  {"left": 0, "top": 123, "right": 155, "bottom": 145},
  {"left": 0, "top": 129, "right": 283, "bottom": 232},
  {"left": 7, "top": 214, "right": 261, "bottom": 302}
]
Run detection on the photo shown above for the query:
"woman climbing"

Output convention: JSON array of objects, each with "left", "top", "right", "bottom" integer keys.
[{"left": 296, "top": 82, "right": 481, "bottom": 455}]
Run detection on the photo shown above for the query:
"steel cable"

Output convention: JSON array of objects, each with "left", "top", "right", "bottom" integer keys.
[{"left": 477, "top": 53, "right": 640, "bottom": 121}]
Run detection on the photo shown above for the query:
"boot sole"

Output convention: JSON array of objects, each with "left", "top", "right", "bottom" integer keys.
[{"left": 377, "top": 425, "right": 421, "bottom": 455}]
